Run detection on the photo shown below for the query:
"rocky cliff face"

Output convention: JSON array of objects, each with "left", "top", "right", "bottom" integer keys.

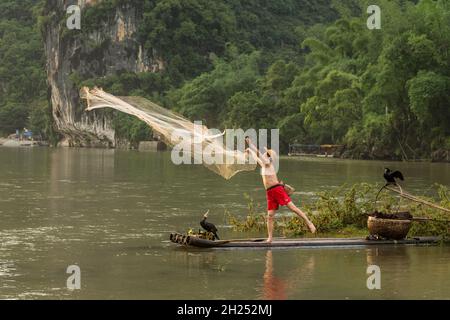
[{"left": 43, "top": 0, "right": 157, "bottom": 147}]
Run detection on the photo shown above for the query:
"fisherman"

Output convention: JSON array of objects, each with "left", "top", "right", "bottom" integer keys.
[{"left": 245, "top": 137, "right": 316, "bottom": 243}]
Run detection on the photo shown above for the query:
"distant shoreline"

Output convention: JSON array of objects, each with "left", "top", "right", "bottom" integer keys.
[
  {"left": 1, "top": 137, "right": 448, "bottom": 163},
  {"left": 284, "top": 154, "right": 442, "bottom": 164},
  {"left": 0, "top": 138, "right": 47, "bottom": 147}
]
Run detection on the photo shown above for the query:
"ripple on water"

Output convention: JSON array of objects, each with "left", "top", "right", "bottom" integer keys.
[
  {"left": 0, "top": 182, "right": 15, "bottom": 187},
  {"left": 0, "top": 226, "right": 73, "bottom": 254},
  {"left": 0, "top": 260, "right": 19, "bottom": 278}
]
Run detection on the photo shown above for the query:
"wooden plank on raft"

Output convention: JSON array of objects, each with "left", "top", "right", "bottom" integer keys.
[{"left": 170, "top": 234, "right": 441, "bottom": 249}]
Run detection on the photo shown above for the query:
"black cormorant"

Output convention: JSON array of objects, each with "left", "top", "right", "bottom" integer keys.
[
  {"left": 200, "top": 210, "right": 220, "bottom": 240},
  {"left": 383, "top": 168, "right": 404, "bottom": 184},
  {"left": 375, "top": 168, "right": 406, "bottom": 201}
]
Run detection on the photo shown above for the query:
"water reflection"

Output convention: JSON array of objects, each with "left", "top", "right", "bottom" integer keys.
[
  {"left": 366, "top": 247, "right": 411, "bottom": 266},
  {"left": 260, "top": 250, "right": 316, "bottom": 300},
  {"left": 365, "top": 246, "right": 412, "bottom": 297},
  {"left": 171, "top": 249, "right": 221, "bottom": 273},
  {"left": 261, "top": 251, "right": 287, "bottom": 300}
]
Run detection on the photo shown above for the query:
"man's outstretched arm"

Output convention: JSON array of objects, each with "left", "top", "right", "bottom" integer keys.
[
  {"left": 247, "top": 148, "right": 264, "bottom": 167},
  {"left": 246, "top": 137, "right": 259, "bottom": 154},
  {"left": 246, "top": 137, "right": 271, "bottom": 167}
]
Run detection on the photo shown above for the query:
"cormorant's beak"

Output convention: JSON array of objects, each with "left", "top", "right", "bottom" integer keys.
[{"left": 204, "top": 210, "right": 209, "bottom": 218}]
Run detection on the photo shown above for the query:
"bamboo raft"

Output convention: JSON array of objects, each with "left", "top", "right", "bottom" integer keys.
[{"left": 169, "top": 233, "right": 440, "bottom": 249}]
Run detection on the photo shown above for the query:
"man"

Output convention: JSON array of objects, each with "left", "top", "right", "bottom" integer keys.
[{"left": 246, "top": 138, "right": 316, "bottom": 242}]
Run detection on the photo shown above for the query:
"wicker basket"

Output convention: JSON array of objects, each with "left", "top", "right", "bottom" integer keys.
[{"left": 367, "top": 216, "right": 412, "bottom": 240}]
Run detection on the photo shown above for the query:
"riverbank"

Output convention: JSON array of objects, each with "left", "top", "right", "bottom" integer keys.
[
  {"left": 1, "top": 137, "right": 449, "bottom": 163},
  {"left": 0, "top": 138, "right": 48, "bottom": 147},
  {"left": 288, "top": 150, "right": 450, "bottom": 163}
]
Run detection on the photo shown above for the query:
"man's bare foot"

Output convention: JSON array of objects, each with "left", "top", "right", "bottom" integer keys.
[
  {"left": 266, "top": 238, "right": 273, "bottom": 243},
  {"left": 308, "top": 222, "right": 317, "bottom": 234}
]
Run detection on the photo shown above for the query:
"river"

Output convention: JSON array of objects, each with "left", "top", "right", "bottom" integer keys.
[{"left": 0, "top": 147, "right": 449, "bottom": 299}]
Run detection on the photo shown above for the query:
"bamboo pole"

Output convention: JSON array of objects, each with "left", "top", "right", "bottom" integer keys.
[
  {"left": 386, "top": 186, "right": 450, "bottom": 213},
  {"left": 214, "top": 237, "right": 287, "bottom": 244}
]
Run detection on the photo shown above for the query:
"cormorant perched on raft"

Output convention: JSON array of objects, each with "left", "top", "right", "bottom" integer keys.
[
  {"left": 375, "top": 168, "right": 405, "bottom": 200},
  {"left": 384, "top": 168, "right": 404, "bottom": 185},
  {"left": 200, "top": 210, "right": 220, "bottom": 240}
]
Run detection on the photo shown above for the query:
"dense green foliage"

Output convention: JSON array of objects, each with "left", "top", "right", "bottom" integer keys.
[
  {"left": 136, "top": 0, "right": 336, "bottom": 83},
  {"left": 0, "top": 0, "right": 51, "bottom": 138},
  {"left": 1, "top": 0, "right": 449, "bottom": 159},
  {"left": 169, "top": 0, "right": 450, "bottom": 158}
]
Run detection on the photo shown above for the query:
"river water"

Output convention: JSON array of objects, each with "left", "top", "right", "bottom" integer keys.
[{"left": 0, "top": 147, "right": 449, "bottom": 299}]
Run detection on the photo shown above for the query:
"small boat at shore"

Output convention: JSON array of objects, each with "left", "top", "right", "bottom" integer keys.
[{"left": 169, "top": 232, "right": 441, "bottom": 249}]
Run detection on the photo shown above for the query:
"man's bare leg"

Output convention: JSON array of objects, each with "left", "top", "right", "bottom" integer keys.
[
  {"left": 267, "top": 210, "right": 276, "bottom": 243},
  {"left": 286, "top": 202, "right": 316, "bottom": 233}
]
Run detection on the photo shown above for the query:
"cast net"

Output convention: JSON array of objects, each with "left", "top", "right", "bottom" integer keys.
[{"left": 80, "top": 87, "right": 256, "bottom": 179}]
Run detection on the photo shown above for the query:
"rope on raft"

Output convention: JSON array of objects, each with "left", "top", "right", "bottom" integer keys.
[{"left": 385, "top": 185, "right": 450, "bottom": 214}]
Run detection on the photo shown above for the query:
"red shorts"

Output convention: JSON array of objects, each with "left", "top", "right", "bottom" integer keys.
[{"left": 266, "top": 185, "right": 291, "bottom": 211}]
